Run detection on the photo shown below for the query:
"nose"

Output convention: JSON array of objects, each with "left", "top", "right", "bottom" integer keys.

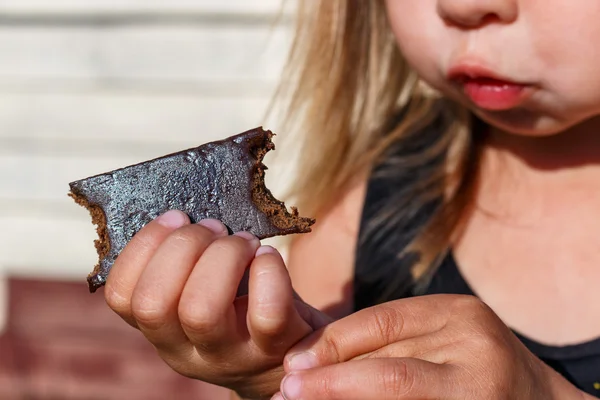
[{"left": 437, "top": 0, "right": 518, "bottom": 28}]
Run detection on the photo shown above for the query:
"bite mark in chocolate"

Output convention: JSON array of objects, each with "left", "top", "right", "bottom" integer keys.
[{"left": 69, "top": 127, "right": 315, "bottom": 293}]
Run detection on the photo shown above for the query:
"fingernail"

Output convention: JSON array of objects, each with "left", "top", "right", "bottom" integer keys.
[
  {"left": 234, "top": 231, "right": 258, "bottom": 242},
  {"left": 287, "top": 352, "right": 317, "bottom": 371},
  {"left": 197, "top": 219, "right": 227, "bottom": 236},
  {"left": 270, "top": 393, "right": 284, "bottom": 400},
  {"left": 156, "top": 210, "right": 188, "bottom": 229},
  {"left": 281, "top": 374, "right": 302, "bottom": 400},
  {"left": 255, "top": 245, "right": 278, "bottom": 257}
]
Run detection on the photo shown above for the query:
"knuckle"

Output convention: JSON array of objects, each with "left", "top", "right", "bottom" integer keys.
[
  {"left": 468, "top": 332, "right": 496, "bottom": 352},
  {"left": 379, "top": 359, "right": 416, "bottom": 396},
  {"left": 451, "top": 294, "right": 481, "bottom": 310},
  {"left": 129, "top": 231, "right": 156, "bottom": 253},
  {"left": 369, "top": 304, "right": 404, "bottom": 344},
  {"left": 104, "top": 283, "right": 130, "bottom": 314},
  {"left": 322, "top": 328, "right": 346, "bottom": 363},
  {"left": 130, "top": 293, "right": 168, "bottom": 330},
  {"left": 178, "top": 301, "right": 221, "bottom": 337},
  {"left": 450, "top": 295, "right": 498, "bottom": 325},
  {"left": 451, "top": 295, "right": 504, "bottom": 336},
  {"left": 168, "top": 225, "right": 212, "bottom": 249},
  {"left": 208, "top": 235, "right": 250, "bottom": 257},
  {"left": 252, "top": 313, "right": 286, "bottom": 338},
  {"left": 467, "top": 330, "right": 508, "bottom": 361},
  {"left": 451, "top": 295, "right": 489, "bottom": 316}
]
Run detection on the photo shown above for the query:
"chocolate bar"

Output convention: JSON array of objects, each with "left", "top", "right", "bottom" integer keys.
[{"left": 69, "top": 128, "right": 315, "bottom": 292}]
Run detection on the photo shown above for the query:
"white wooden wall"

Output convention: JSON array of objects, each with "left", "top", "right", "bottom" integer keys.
[{"left": 0, "top": 0, "right": 293, "bottom": 290}]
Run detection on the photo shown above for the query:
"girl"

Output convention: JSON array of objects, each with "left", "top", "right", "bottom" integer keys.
[{"left": 104, "top": 0, "right": 600, "bottom": 399}]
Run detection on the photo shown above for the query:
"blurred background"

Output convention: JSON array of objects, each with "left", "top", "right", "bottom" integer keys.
[{"left": 0, "top": 0, "right": 293, "bottom": 398}]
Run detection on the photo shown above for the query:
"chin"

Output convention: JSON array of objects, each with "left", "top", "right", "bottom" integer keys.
[{"left": 471, "top": 108, "right": 586, "bottom": 137}]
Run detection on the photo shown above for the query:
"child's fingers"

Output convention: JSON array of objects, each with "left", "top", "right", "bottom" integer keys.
[
  {"left": 130, "top": 220, "right": 228, "bottom": 356},
  {"left": 279, "top": 358, "right": 454, "bottom": 400},
  {"left": 105, "top": 210, "right": 190, "bottom": 328},
  {"left": 178, "top": 232, "right": 260, "bottom": 352},
  {"left": 247, "top": 246, "right": 313, "bottom": 354},
  {"left": 283, "top": 296, "right": 450, "bottom": 372}
]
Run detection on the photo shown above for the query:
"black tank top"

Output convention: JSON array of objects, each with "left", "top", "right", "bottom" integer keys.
[{"left": 354, "top": 111, "right": 600, "bottom": 396}]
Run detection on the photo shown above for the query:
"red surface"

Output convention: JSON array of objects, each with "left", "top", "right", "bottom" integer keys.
[{"left": 0, "top": 278, "right": 230, "bottom": 400}]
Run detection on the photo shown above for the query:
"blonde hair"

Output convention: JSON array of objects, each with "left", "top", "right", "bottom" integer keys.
[{"left": 272, "top": 1, "right": 481, "bottom": 294}]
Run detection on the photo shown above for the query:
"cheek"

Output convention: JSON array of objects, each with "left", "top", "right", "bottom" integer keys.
[
  {"left": 384, "top": 0, "right": 447, "bottom": 87},
  {"left": 526, "top": 2, "right": 600, "bottom": 117},
  {"left": 548, "top": 41, "right": 600, "bottom": 116}
]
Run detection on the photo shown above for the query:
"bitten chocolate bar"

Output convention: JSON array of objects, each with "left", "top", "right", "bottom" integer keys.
[{"left": 69, "top": 128, "right": 315, "bottom": 293}]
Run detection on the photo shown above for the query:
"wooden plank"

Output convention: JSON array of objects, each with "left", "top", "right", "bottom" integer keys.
[
  {"left": 0, "top": 217, "right": 98, "bottom": 279},
  {"left": 0, "top": 0, "right": 287, "bottom": 15},
  {"left": 0, "top": 155, "right": 190, "bottom": 201},
  {"left": 0, "top": 25, "right": 291, "bottom": 84},
  {"left": 0, "top": 92, "right": 272, "bottom": 144}
]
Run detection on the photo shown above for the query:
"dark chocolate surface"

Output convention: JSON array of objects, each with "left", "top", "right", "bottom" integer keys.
[{"left": 69, "top": 128, "right": 314, "bottom": 292}]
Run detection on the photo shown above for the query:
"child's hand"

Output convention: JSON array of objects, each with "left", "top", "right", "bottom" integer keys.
[
  {"left": 274, "top": 295, "right": 585, "bottom": 400},
  {"left": 103, "top": 210, "right": 332, "bottom": 400}
]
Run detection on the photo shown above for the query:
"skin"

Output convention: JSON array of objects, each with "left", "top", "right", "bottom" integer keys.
[
  {"left": 104, "top": 212, "right": 331, "bottom": 399},
  {"left": 106, "top": 0, "right": 600, "bottom": 399}
]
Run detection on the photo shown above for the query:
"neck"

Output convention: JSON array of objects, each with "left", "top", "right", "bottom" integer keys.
[
  {"left": 486, "top": 115, "right": 600, "bottom": 173},
  {"left": 475, "top": 116, "right": 600, "bottom": 220}
]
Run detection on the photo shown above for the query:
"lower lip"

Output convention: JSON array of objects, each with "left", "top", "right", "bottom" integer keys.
[{"left": 461, "top": 78, "right": 528, "bottom": 110}]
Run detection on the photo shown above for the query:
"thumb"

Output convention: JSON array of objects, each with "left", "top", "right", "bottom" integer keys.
[
  {"left": 247, "top": 245, "right": 314, "bottom": 354},
  {"left": 279, "top": 358, "right": 455, "bottom": 400}
]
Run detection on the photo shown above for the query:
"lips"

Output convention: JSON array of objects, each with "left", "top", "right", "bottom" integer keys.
[{"left": 448, "top": 65, "right": 531, "bottom": 111}]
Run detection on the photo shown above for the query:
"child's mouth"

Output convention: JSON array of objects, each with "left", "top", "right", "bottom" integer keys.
[
  {"left": 460, "top": 77, "right": 527, "bottom": 110},
  {"left": 448, "top": 65, "right": 532, "bottom": 111}
]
